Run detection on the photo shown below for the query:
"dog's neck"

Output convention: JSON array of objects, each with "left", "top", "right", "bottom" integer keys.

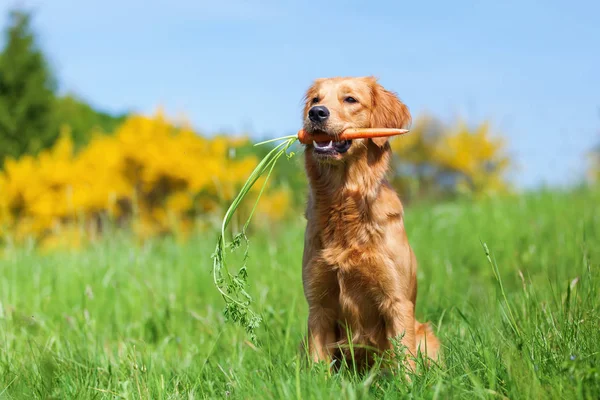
[
  {"left": 304, "top": 142, "right": 391, "bottom": 211},
  {"left": 303, "top": 142, "right": 394, "bottom": 247}
]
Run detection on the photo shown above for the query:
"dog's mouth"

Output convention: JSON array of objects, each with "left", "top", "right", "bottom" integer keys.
[{"left": 312, "top": 139, "right": 352, "bottom": 156}]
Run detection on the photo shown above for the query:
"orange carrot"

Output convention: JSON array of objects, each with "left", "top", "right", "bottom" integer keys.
[{"left": 297, "top": 128, "right": 409, "bottom": 144}]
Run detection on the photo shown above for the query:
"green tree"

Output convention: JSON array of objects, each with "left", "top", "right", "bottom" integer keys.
[
  {"left": 0, "top": 8, "right": 57, "bottom": 166},
  {"left": 54, "top": 93, "right": 129, "bottom": 148}
]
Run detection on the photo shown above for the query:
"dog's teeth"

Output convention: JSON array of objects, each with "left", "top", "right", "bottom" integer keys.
[
  {"left": 313, "top": 140, "right": 318, "bottom": 147},
  {"left": 328, "top": 141, "right": 333, "bottom": 146}
]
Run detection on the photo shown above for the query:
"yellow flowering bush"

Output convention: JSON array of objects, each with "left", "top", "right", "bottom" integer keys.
[
  {"left": 0, "top": 110, "right": 291, "bottom": 250},
  {"left": 0, "top": 108, "right": 512, "bottom": 251},
  {"left": 432, "top": 120, "right": 511, "bottom": 197},
  {"left": 391, "top": 115, "right": 511, "bottom": 201}
]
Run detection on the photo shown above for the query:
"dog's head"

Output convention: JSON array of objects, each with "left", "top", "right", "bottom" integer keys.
[{"left": 302, "top": 76, "right": 411, "bottom": 163}]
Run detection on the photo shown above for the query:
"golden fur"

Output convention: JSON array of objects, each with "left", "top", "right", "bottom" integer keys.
[{"left": 300, "top": 76, "right": 440, "bottom": 370}]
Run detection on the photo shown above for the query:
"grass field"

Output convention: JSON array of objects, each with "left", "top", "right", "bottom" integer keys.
[{"left": 1, "top": 187, "right": 599, "bottom": 399}]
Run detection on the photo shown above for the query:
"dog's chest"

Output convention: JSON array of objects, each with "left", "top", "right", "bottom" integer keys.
[{"left": 317, "top": 197, "right": 381, "bottom": 250}]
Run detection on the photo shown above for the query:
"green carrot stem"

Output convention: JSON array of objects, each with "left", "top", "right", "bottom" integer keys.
[{"left": 211, "top": 135, "right": 299, "bottom": 342}]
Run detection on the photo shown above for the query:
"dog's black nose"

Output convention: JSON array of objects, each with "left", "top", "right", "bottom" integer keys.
[{"left": 308, "top": 106, "right": 330, "bottom": 123}]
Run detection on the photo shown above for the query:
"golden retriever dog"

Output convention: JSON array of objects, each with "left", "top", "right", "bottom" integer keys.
[{"left": 300, "top": 76, "right": 440, "bottom": 371}]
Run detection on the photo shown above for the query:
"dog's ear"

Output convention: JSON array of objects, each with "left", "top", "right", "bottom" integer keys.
[{"left": 369, "top": 79, "right": 412, "bottom": 147}]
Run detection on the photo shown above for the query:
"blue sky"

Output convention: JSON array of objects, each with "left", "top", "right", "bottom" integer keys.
[{"left": 2, "top": 0, "right": 599, "bottom": 189}]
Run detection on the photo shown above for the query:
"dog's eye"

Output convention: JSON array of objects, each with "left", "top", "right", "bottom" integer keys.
[
  {"left": 344, "top": 96, "right": 358, "bottom": 104},
  {"left": 311, "top": 97, "right": 319, "bottom": 104}
]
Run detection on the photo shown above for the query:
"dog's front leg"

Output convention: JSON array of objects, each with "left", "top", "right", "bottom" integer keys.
[
  {"left": 380, "top": 298, "right": 417, "bottom": 368},
  {"left": 306, "top": 306, "right": 337, "bottom": 363},
  {"left": 301, "top": 221, "right": 339, "bottom": 365}
]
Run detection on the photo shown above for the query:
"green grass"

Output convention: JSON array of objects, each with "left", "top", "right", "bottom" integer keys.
[{"left": 1, "top": 187, "right": 599, "bottom": 399}]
